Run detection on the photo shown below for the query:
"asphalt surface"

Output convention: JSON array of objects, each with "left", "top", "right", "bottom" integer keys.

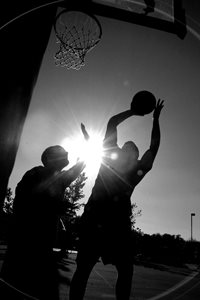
[
  {"left": 0, "top": 245, "right": 200, "bottom": 300},
  {"left": 58, "top": 253, "right": 200, "bottom": 300}
]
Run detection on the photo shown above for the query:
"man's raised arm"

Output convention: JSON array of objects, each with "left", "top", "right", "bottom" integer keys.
[
  {"left": 150, "top": 99, "right": 164, "bottom": 158},
  {"left": 104, "top": 109, "right": 140, "bottom": 148},
  {"left": 140, "top": 99, "right": 164, "bottom": 170},
  {"left": 61, "top": 160, "right": 86, "bottom": 188}
]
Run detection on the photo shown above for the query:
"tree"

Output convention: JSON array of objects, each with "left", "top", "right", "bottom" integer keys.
[
  {"left": 131, "top": 202, "right": 142, "bottom": 230},
  {"left": 3, "top": 187, "right": 14, "bottom": 215},
  {"left": 56, "top": 172, "right": 87, "bottom": 251},
  {"left": 62, "top": 172, "right": 87, "bottom": 223},
  {"left": 0, "top": 188, "right": 14, "bottom": 240}
]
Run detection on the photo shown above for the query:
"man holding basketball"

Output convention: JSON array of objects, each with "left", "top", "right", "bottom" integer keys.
[{"left": 70, "top": 93, "right": 164, "bottom": 300}]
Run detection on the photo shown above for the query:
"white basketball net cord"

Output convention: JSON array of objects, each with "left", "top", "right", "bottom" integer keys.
[{"left": 54, "top": 12, "right": 102, "bottom": 70}]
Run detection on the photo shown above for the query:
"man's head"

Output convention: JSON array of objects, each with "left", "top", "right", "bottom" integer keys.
[
  {"left": 122, "top": 141, "right": 139, "bottom": 161},
  {"left": 41, "top": 145, "right": 69, "bottom": 170}
]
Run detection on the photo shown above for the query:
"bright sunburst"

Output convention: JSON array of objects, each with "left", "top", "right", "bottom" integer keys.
[{"left": 61, "top": 131, "right": 103, "bottom": 177}]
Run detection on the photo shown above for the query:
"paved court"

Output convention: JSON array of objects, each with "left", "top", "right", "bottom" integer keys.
[
  {"left": 58, "top": 253, "right": 199, "bottom": 300},
  {"left": 0, "top": 245, "right": 200, "bottom": 300}
]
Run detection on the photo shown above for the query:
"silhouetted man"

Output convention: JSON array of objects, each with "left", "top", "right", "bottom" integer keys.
[
  {"left": 69, "top": 99, "right": 164, "bottom": 300},
  {"left": 1, "top": 145, "right": 85, "bottom": 300}
]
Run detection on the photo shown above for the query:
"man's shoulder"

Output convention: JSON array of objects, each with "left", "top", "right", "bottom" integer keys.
[
  {"left": 19, "top": 166, "right": 44, "bottom": 184},
  {"left": 27, "top": 165, "right": 44, "bottom": 172}
]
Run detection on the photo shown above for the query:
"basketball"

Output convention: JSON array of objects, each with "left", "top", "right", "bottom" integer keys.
[{"left": 131, "top": 90, "right": 156, "bottom": 115}]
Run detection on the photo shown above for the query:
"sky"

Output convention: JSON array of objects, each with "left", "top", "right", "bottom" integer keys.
[{"left": 7, "top": 0, "right": 200, "bottom": 241}]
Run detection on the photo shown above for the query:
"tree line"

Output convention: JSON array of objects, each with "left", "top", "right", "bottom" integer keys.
[
  {"left": 1, "top": 175, "right": 200, "bottom": 267},
  {"left": 132, "top": 230, "right": 200, "bottom": 267}
]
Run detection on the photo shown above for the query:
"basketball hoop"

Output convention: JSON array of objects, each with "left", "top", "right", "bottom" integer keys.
[{"left": 53, "top": 10, "right": 102, "bottom": 70}]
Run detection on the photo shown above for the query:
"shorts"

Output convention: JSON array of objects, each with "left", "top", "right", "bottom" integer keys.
[{"left": 76, "top": 215, "right": 134, "bottom": 265}]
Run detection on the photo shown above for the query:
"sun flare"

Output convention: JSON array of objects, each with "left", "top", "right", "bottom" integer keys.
[{"left": 61, "top": 131, "right": 103, "bottom": 177}]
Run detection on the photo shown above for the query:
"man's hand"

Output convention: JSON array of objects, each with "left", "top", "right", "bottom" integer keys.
[
  {"left": 81, "top": 123, "right": 90, "bottom": 141},
  {"left": 153, "top": 99, "right": 164, "bottom": 120}
]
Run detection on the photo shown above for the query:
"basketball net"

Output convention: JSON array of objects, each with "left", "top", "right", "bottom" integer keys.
[{"left": 54, "top": 10, "right": 102, "bottom": 70}]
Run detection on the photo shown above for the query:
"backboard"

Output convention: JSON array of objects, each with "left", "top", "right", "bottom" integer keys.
[{"left": 58, "top": 0, "right": 187, "bottom": 39}]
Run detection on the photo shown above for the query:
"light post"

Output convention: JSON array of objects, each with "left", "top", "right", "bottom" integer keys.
[{"left": 191, "top": 213, "right": 195, "bottom": 241}]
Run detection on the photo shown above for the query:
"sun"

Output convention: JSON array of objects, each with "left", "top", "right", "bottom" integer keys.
[{"left": 61, "top": 131, "right": 103, "bottom": 177}]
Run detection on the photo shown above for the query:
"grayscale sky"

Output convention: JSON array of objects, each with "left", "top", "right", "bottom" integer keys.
[{"left": 8, "top": 0, "right": 200, "bottom": 241}]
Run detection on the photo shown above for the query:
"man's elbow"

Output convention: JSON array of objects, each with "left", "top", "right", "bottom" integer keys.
[
  {"left": 145, "top": 163, "right": 153, "bottom": 172},
  {"left": 143, "top": 158, "right": 154, "bottom": 172},
  {"left": 108, "top": 116, "right": 118, "bottom": 127}
]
